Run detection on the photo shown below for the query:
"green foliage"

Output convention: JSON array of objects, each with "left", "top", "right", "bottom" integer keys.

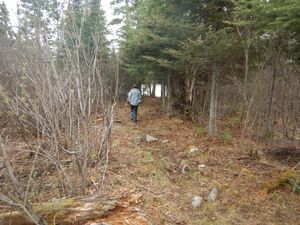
[
  {"left": 111, "top": 0, "right": 138, "bottom": 39},
  {"left": 82, "top": 0, "right": 109, "bottom": 56},
  {"left": 221, "top": 129, "right": 233, "bottom": 144},
  {"left": 195, "top": 126, "right": 208, "bottom": 137},
  {"left": 120, "top": 0, "right": 238, "bottom": 86},
  {"left": 231, "top": 0, "right": 300, "bottom": 59},
  {"left": 120, "top": 0, "right": 194, "bottom": 83},
  {"left": 0, "top": 2, "right": 13, "bottom": 39},
  {"left": 17, "top": 0, "right": 60, "bottom": 42},
  {"left": 59, "top": 0, "right": 109, "bottom": 61}
]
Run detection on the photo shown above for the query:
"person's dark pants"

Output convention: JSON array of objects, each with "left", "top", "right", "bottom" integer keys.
[{"left": 131, "top": 105, "right": 138, "bottom": 122}]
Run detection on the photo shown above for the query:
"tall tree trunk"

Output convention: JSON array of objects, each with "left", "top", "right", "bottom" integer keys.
[
  {"left": 148, "top": 84, "right": 151, "bottom": 96},
  {"left": 151, "top": 82, "right": 156, "bottom": 97},
  {"left": 264, "top": 60, "right": 277, "bottom": 138},
  {"left": 208, "top": 60, "right": 220, "bottom": 137}
]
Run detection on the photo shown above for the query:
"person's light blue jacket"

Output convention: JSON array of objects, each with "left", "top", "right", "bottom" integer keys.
[{"left": 127, "top": 88, "right": 141, "bottom": 106}]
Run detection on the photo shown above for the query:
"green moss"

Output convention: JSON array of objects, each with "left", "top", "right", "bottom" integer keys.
[
  {"left": 264, "top": 169, "right": 300, "bottom": 194},
  {"left": 33, "top": 198, "right": 79, "bottom": 224}
]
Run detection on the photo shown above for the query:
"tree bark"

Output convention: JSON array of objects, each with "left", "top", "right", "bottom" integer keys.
[{"left": 208, "top": 60, "right": 220, "bottom": 137}]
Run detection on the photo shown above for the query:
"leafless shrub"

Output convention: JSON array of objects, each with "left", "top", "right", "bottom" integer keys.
[{"left": 0, "top": 19, "right": 118, "bottom": 225}]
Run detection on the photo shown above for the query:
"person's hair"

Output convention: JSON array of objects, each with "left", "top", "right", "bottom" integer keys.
[{"left": 133, "top": 84, "right": 138, "bottom": 88}]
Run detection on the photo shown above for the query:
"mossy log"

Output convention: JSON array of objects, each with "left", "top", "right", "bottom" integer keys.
[{"left": 0, "top": 196, "right": 117, "bottom": 225}]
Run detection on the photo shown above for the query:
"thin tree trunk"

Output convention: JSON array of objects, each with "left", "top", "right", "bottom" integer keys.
[
  {"left": 264, "top": 60, "right": 277, "bottom": 138},
  {"left": 189, "top": 72, "right": 196, "bottom": 104},
  {"left": 151, "top": 82, "right": 156, "bottom": 97},
  {"left": 148, "top": 84, "right": 151, "bottom": 96},
  {"left": 201, "top": 82, "right": 209, "bottom": 120},
  {"left": 208, "top": 60, "right": 220, "bottom": 137},
  {"left": 161, "top": 81, "right": 166, "bottom": 109},
  {"left": 167, "top": 75, "right": 172, "bottom": 116}
]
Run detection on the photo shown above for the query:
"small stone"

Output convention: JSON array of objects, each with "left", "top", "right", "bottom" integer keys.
[
  {"left": 189, "top": 145, "right": 199, "bottom": 153},
  {"left": 192, "top": 196, "right": 203, "bottom": 208},
  {"left": 207, "top": 187, "right": 219, "bottom": 202},
  {"left": 181, "top": 164, "right": 190, "bottom": 174},
  {"left": 146, "top": 135, "right": 159, "bottom": 142},
  {"left": 198, "top": 164, "right": 206, "bottom": 173},
  {"left": 162, "top": 139, "right": 169, "bottom": 144},
  {"left": 179, "top": 160, "right": 190, "bottom": 174}
]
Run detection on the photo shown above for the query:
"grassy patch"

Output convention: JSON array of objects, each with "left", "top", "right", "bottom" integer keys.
[
  {"left": 146, "top": 151, "right": 154, "bottom": 162},
  {"left": 221, "top": 129, "right": 233, "bottom": 144},
  {"left": 195, "top": 126, "right": 208, "bottom": 136}
]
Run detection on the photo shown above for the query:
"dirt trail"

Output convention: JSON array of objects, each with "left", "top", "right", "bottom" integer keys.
[
  {"left": 1, "top": 97, "right": 299, "bottom": 225},
  {"left": 103, "top": 97, "right": 300, "bottom": 225}
]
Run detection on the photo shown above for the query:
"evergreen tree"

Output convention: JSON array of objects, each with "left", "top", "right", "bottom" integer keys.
[
  {"left": 61, "top": 0, "right": 84, "bottom": 54},
  {"left": 17, "top": 0, "right": 60, "bottom": 45},
  {"left": 120, "top": 0, "right": 237, "bottom": 134},
  {"left": 83, "top": 0, "right": 109, "bottom": 56},
  {"left": 0, "top": 2, "right": 13, "bottom": 40},
  {"left": 110, "top": 0, "right": 138, "bottom": 39}
]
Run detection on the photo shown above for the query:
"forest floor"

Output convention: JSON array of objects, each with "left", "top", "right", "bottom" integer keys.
[
  {"left": 1, "top": 97, "right": 299, "bottom": 225},
  {"left": 96, "top": 97, "right": 300, "bottom": 225}
]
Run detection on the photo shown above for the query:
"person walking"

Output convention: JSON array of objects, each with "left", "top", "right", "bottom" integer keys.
[{"left": 127, "top": 84, "right": 142, "bottom": 122}]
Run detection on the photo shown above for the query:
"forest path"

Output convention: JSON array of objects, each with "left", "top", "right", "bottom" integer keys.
[
  {"left": 0, "top": 97, "right": 299, "bottom": 225},
  {"left": 102, "top": 96, "right": 300, "bottom": 225}
]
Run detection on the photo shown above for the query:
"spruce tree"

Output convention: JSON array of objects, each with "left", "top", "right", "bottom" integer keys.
[
  {"left": 0, "top": 2, "right": 13, "bottom": 40},
  {"left": 83, "top": 0, "right": 108, "bottom": 56}
]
